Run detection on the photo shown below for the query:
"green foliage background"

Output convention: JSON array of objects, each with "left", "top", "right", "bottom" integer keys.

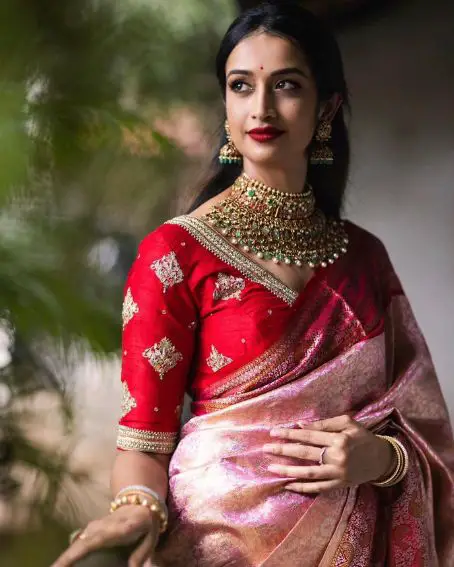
[{"left": 0, "top": 1, "right": 236, "bottom": 565}]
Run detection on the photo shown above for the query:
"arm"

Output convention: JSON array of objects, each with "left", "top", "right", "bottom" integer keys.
[
  {"left": 111, "top": 451, "right": 170, "bottom": 502},
  {"left": 52, "top": 226, "right": 197, "bottom": 567},
  {"left": 112, "top": 224, "right": 196, "bottom": 502}
]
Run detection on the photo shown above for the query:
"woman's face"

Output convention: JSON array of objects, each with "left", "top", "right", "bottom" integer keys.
[{"left": 224, "top": 31, "right": 320, "bottom": 168}]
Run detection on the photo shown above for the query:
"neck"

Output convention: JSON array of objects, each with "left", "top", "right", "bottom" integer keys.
[{"left": 242, "top": 159, "right": 308, "bottom": 194}]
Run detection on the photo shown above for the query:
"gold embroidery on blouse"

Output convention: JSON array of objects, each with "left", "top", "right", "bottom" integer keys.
[
  {"left": 142, "top": 337, "right": 183, "bottom": 380},
  {"left": 206, "top": 345, "right": 233, "bottom": 373},
  {"left": 198, "top": 285, "right": 366, "bottom": 412},
  {"left": 165, "top": 216, "right": 297, "bottom": 305},
  {"left": 117, "top": 425, "right": 177, "bottom": 453},
  {"left": 122, "top": 287, "right": 139, "bottom": 328},
  {"left": 150, "top": 251, "right": 184, "bottom": 293},
  {"left": 120, "top": 381, "right": 137, "bottom": 418},
  {"left": 213, "top": 273, "right": 245, "bottom": 301}
]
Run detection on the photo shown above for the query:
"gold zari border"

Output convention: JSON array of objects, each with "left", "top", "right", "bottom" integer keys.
[
  {"left": 117, "top": 425, "right": 177, "bottom": 454},
  {"left": 166, "top": 216, "right": 298, "bottom": 305}
]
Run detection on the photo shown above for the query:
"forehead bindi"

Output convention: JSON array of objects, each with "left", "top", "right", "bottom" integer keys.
[{"left": 226, "top": 34, "right": 307, "bottom": 76}]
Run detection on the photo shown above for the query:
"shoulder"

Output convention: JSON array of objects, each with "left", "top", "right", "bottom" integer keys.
[
  {"left": 134, "top": 217, "right": 204, "bottom": 286},
  {"left": 343, "top": 220, "right": 384, "bottom": 249},
  {"left": 343, "top": 220, "right": 389, "bottom": 260},
  {"left": 343, "top": 219, "right": 403, "bottom": 299},
  {"left": 138, "top": 219, "right": 190, "bottom": 253},
  {"left": 128, "top": 219, "right": 199, "bottom": 302}
]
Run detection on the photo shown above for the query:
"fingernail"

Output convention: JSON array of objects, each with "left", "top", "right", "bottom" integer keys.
[
  {"left": 269, "top": 429, "right": 280, "bottom": 437},
  {"left": 262, "top": 444, "right": 275, "bottom": 452},
  {"left": 267, "top": 464, "right": 280, "bottom": 472}
]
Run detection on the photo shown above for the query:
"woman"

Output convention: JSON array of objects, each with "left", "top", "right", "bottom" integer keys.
[{"left": 53, "top": 1, "right": 454, "bottom": 566}]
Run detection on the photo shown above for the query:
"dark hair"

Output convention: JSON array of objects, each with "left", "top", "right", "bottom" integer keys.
[{"left": 186, "top": 0, "right": 350, "bottom": 219}]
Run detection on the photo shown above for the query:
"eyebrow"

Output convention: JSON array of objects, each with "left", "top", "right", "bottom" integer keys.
[{"left": 226, "top": 66, "right": 309, "bottom": 79}]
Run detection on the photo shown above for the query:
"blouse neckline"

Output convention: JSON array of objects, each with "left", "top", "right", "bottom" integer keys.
[{"left": 166, "top": 215, "right": 321, "bottom": 306}]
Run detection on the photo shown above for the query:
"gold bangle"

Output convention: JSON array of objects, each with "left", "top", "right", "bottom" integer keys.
[
  {"left": 117, "top": 489, "right": 165, "bottom": 510},
  {"left": 377, "top": 436, "right": 402, "bottom": 485},
  {"left": 373, "top": 435, "right": 403, "bottom": 486},
  {"left": 110, "top": 492, "right": 168, "bottom": 533},
  {"left": 389, "top": 437, "right": 409, "bottom": 484},
  {"left": 372, "top": 435, "right": 408, "bottom": 487}
]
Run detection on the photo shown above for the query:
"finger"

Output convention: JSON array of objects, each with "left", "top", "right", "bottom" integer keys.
[
  {"left": 263, "top": 442, "right": 322, "bottom": 461},
  {"left": 284, "top": 479, "right": 341, "bottom": 494},
  {"left": 268, "top": 463, "right": 338, "bottom": 479},
  {"left": 128, "top": 531, "right": 157, "bottom": 567},
  {"left": 51, "top": 532, "right": 106, "bottom": 567},
  {"left": 269, "top": 427, "right": 337, "bottom": 447},
  {"left": 303, "top": 414, "right": 355, "bottom": 432},
  {"left": 52, "top": 517, "right": 143, "bottom": 567}
]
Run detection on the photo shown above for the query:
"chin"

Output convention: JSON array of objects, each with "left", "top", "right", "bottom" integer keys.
[{"left": 245, "top": 149, "right": 283, "bottom": 163}]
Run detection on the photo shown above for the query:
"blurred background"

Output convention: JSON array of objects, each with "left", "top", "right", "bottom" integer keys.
[{"left": 1, "top": 0, "right": 452, "bottom": 565}]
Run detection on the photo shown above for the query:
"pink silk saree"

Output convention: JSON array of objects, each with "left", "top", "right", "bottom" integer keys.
[{"left": 152, "top": 226, "right": 454, "bottom": 567}]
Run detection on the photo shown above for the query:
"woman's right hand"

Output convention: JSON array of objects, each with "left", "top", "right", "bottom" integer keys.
[{"left": 51, "top": 505, "right": 160, "bottom": 567}]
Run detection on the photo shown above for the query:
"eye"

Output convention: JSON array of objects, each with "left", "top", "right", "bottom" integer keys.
[
  {"left": 229, "top": 80, "right": 251, "bottom": 93},
  {"left": 275, "top": 79, "right": 301, "bottom": 90}
]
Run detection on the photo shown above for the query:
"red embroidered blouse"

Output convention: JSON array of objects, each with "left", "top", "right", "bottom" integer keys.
[{"left": 117, "top": 215, "right": 398, "bottom": 454}]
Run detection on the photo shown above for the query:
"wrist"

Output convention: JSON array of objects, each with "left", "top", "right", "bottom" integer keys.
[
  {"left": 374, "top": 436, "right": 397, "bottom": 482},
  {"left": 114, "top": 503, "right": 159, "bottom": 524},
  {"left": 110, "top": 492, "right": 168, "bottom": 533},
  {"left": 371, "top": 434, "right": 409, "bottom": 487},
  {"left": 115, "top": 484, "right": 168, "bottom": 517}
]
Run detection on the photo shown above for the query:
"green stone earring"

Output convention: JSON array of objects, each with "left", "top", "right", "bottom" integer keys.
[{"left": 219, "top": 120, "right": 243, "bottom": 165}]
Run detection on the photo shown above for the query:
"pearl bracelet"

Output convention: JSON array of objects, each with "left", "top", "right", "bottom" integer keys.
[
  {"left": 115, "top": 484, "right": 168, "bottom": 518},
  {"left": 372, "top": 435, "right": 409, "bottom": 487},
  {"left": 110, "top": 492, "right": 168, "bottom": 533}
]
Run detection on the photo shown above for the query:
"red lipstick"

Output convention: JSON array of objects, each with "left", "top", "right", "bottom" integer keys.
[{"left": 247, "top": 126, "right": 284, "bottom": 142}]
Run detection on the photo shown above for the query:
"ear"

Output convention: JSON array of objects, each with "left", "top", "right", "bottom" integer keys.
[{"left": 318, "top": 93, "right": 343, "bottom": 122}]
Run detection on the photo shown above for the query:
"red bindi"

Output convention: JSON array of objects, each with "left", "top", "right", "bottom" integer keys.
[{"left": 260, "top": 66, "right": 264, "bottom": 70}]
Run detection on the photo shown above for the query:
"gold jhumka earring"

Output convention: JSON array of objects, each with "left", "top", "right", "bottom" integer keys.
[
  {"left": 219, "top": 120, "right": 243, "bottom": 165},
  {"left": 310, "top": 120, "right": 333, "bottom": 166}
]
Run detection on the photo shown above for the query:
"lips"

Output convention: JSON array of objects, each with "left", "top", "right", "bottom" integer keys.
[{"left": 247, "top": 127, "right": 284, "bottom": 142}]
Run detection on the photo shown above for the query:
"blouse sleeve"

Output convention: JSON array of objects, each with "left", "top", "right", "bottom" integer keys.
[{"left": 117, "top": 227, "right": 197, "bottom": 454}]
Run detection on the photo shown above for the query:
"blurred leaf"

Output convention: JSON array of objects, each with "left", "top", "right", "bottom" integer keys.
[
  {"left": 0, "top": 0, "right": 237, "bottom": 560},
  {"left": 0, "top": 84, "right": 33, "bottom": 202},
  {"left": 0, "top": 220, "right": 119, "bottom": 352}
]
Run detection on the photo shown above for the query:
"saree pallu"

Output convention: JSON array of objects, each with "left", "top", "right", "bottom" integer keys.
[{"left": 153, "top": 290, "right": 454, "bottom": 566}]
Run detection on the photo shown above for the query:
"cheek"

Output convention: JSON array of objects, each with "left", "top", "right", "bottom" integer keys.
[
  {"left": 287, "top": 110, "right": 317, "bottom": 149},
  {"left": 225, "top": 100, "right": 248, "bottom": 146},
  {"left": 281, "top": 95, "right": 317, "bottom": 136}
]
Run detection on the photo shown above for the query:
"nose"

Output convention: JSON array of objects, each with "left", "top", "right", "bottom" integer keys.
[{"left": 251, "top": 84, "right": 277, "bottom": 121}]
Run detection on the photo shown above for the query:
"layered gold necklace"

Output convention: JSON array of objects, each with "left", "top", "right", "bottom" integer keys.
[{"left": 202, "top": 172, "right": 348, "bottom": 269}]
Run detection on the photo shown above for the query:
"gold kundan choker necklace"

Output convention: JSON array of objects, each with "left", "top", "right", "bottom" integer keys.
[{"left": 201, "top": 172, "right": 348, "bottom": 269}]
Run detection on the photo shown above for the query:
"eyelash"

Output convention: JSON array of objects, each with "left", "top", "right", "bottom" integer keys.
[{"left": 228, "top": 79, "right": 301, "bottom": 93}]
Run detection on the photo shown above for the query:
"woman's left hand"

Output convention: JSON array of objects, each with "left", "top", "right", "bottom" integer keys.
[{"left": 263, "top": 414, "right": 393, "bottom": 494}]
